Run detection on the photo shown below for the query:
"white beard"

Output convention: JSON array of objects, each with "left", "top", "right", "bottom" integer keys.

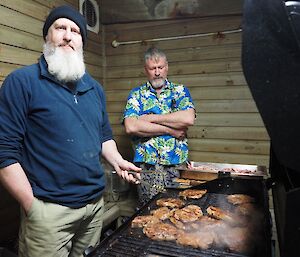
[
  {"left": 150, "top": 78, "right": 165, "bottom": 89},
  {"left": 43, "top": 42, "right": 85, "bottom": 82}
]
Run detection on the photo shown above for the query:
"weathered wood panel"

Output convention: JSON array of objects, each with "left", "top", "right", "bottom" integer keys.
[
  {"left": 0, "top": 63, "right": 23, "bottom": 81},
  {"left": 0, "top": 6, "right": 43, "bottom": 37},
  {"left": 188, "top": 138, "right": 270, "bottom": 155},
  {"left": 106, "top": 29, "right": 242, "bottom": 57},
  {"left": 105, "top": 99, "right": 259, "bottom": 114},
  {"left": 106, "top": 44, "right": 242, "bottom": 67},
  {"left": 106, "top": 58, "right": 242, "bottom": 79},
  {"left": 105, "top": 71, "right": 247, "bottom": 90},
  {"left": 108, "top": 112, "right": 265, "bottom": 127},
  {"left": 1, "top": 0, "right": 49, "bottom": 21},
  {"left": 106, "top": 86, "right": 253, "bottom": 103},
  {"left": 111, "top": 125, "right": 270, "bottom": 141},
  {"left": 188, "top": 151, "right": 269, "bottom": 167},
  {"left": 0, "top": 24, "right": 42, "bottom": 51},
  {"left": 188, "top": 126, "right": 269, "bottom": 140},
  {"left": 105, "top": 16, "right": 242, "bottom": 44}
]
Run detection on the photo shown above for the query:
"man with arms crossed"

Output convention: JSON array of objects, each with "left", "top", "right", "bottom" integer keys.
[{"left": 123, "top": 47, "right": 195, "bottom": 204}]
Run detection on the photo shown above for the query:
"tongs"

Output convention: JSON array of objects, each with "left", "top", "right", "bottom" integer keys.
[
  {"left": 128, "top": 171, "right": 192, "bottom": 190},
  {"left": 128, "top": 171, "right": 165, "bottom": 191}
]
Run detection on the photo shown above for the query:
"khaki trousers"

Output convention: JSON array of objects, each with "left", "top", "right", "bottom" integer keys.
[{"left": 18, "top": 197, "right": 104, "bottom": 257}]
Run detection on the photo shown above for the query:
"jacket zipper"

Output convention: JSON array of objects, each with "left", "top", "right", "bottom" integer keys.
[{"left": 73, "top": 94, "right": 78, "bottom": 104}]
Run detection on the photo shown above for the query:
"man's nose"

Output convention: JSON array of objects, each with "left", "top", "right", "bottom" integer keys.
[
  {"left": 154, "top": 68, "right": 160, "bottom": 76},
  {"left": 63, "top": 29, "right": 72, "bottom": 42}
]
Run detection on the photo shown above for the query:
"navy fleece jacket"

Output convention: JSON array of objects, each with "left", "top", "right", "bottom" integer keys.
[{"left": 0, "top": 56, "right": 113, "bottom": 207}]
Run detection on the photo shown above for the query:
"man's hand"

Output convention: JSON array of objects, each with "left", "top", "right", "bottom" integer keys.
[
  {"left": 0, "top": 163, "right": 34, "bottom": 214},
  {"left": 113, "top": 159, "right": 141, "bottom": 184},
  {"left": 102, "top": 140, "right": 142, "bottom": 184},
  {"left": 168, "top": 127, "right": 187, "bottom": 140}
]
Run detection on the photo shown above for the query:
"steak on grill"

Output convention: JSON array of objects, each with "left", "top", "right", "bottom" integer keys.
[
  {"left": 227, "top": 194, "right": 255, "bottom": 205},
  {"left": 143, "top": 222, "right": 178, "bottom": 241},
  {"left": 151, "top": 206, "right": 175, "bottom": 220},
  {"left": 173, "top": 205, "right": 203, "bottom": 223},
  {"left": 131, "top": 215, "right": 160, "bottom": 228},
  {"left": 178, "top": 189, "right": 207, "bottom": 200},
  {"left": 156, "top": 198, "right": 185, "bottom": 208}
]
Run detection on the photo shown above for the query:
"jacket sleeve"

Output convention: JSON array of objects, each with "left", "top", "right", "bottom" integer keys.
[
  {"left": 0, "top": 72, "right": 29, "bottom": 168},
  {"left": 94, "top": 83, "right": 113, "bottom": 144}
]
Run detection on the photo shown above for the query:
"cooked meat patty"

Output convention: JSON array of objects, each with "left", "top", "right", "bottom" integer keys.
[
  {"left": 178, "top": 189, "right": 207, "bottom": 200},
  {"left": 170, "top": 216, "right": 186, "bottom": 230},
  {"left": 176, "top": 230, "right": 214, "bottom": 249},
  {"left": 151, "top": 207, "right": 175, "bottom": 220},
  {"left": 131, "top": 215, "right": 159, "bottom": 228},
  {"left": 206, "top": 206, "right": 231, "bottom": 220},
  {"left": 198, "top": 215, "right": 226, "bottom": 230},
  {"left": 206, "top": 206, "right": 246, "bottom": 226},
  {"left": 156, "top": 198, "right": 185, "bottom": 208},
  {"left": 143, "top": 222, "right": 178, "bottom": 241},
  {"left": 173, "top": 205, "right": 203, "bottom": 223},
  {"left": 227, "top": 194, "right": 255, "bottom": 205}
]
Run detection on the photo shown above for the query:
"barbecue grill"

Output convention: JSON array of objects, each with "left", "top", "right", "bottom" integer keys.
[
  {"left": 242, "top": 0, "right": 300, "bottom": 256},
  {"left": 269, "top": 148, "right": 300, "bottom": 257},
  {"left": 85, "top": 172, "right": 272, "bottom": 257}
]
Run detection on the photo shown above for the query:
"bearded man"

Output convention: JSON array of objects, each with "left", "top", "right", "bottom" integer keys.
[
  {"left": 0, "top": 5, "right": 140, "bottom": 257},
  {"left": 123, "top": 47, "right": 196, "bottom": 205}
]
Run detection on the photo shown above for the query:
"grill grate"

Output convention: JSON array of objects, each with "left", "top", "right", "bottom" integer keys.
[
  {"left": 92, "top": 235, "right": 248, "bottom": 257},
  {"left": 88, "top": 177, "right": 271, "bottom": 257}
]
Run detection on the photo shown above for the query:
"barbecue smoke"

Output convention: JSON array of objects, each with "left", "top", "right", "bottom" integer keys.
[{"left": 197, "top": 201, "right": 264, "bottom": 254}]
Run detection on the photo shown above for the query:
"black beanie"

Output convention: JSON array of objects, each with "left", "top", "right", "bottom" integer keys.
[{"left": 43, "top": 5, "right": 87, "bottom": 46}]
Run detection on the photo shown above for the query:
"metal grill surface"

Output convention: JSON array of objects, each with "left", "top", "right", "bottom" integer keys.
[{"left": 87, "top": 177, "right": 272, "bottom": 257}]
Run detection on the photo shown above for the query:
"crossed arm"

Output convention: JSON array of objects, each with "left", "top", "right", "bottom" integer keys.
[{"left": 124, "top": 108, "right": 195, "bottom": 139}]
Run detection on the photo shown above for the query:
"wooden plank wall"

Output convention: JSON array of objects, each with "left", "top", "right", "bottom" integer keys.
[
  {"left": 0, "top": 0, "right": 103, "bottom": 247},
  {"left": 103, "top": 15, "right": 271, "bottom": 167}
]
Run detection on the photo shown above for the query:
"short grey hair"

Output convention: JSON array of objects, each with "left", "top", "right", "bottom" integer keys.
[{"left": 144, "top": 47, "right": 168, "bottom": 63}]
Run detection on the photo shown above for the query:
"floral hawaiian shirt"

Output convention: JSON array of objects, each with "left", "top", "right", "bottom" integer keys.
[{"left": 123, "top": 80, "right": 195, "bottom": 165}]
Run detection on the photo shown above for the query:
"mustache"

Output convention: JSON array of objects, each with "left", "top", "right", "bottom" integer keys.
[{"left": 58, "top": 43, "right": 74, "bottom": 50}]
